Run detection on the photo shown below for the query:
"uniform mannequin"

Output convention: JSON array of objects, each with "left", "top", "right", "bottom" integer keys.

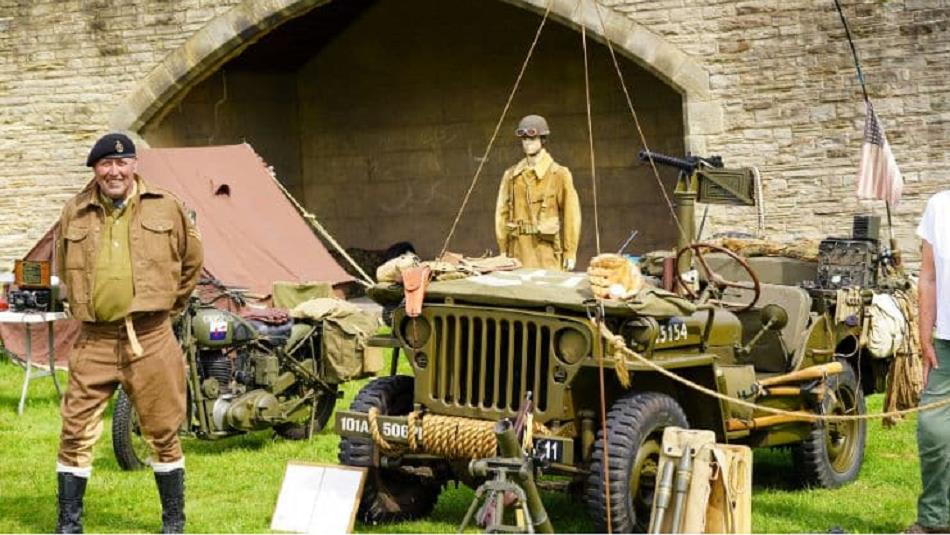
[{"left": 495, "top": 115, "right": 581, "bottom": 271}]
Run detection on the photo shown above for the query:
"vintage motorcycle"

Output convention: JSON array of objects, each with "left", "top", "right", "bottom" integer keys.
[{"left": 111, "top": 280, "right": 343, "bottom": 470}]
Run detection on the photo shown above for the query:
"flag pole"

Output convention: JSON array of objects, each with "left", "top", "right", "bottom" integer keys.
[
  {"left": 833, "top": 0, "right": 900, "bottom": 264},
  {"left": 833, "top": 0, "right": 869, "bottom": 103}
]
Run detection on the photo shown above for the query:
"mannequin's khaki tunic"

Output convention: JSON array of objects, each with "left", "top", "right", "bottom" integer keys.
[{"left": 495, "top": 149, "right": 581, "bottom": 270}]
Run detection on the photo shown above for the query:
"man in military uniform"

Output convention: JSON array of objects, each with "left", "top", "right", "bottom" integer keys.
[
  {"left": 495, "top": 115, "right": 581, "bottom": 271},
  {"left": 909, "top": 190, "right": 950, "bottom": 533},
  {"left": 54, "top": 133, "right": 203, "bottom": 533}
]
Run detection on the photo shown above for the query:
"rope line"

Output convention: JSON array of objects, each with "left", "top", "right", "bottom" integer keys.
[
  {"left": 438, "top": 0, "right": 555, "bottom": 259},
  {"left": 581, "top": 18, "right": 601, "bottom": 255},
  {"left": 590, "top": 0, "right": 688, "bottom": 240},
  {"left": 269, "top": 170, "right": 375, "bottom": 286},
  {"left": 595, "top": 317, "right": 614, "bottom": 532},
  {"left": 597, "top": 321, "right": 950, "bottom": 423}
]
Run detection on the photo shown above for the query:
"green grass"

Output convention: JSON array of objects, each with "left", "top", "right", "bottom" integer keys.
[{"left": 0, "top": 352, "right": 922, "bottom": 533}]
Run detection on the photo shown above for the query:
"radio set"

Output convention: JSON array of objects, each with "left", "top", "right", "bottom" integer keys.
[
  {"left": 7, "top": 260, "right": 62, "bottom": 313},
  {"left": 806, "top": 215, "right": 882, "bottom": 291}
]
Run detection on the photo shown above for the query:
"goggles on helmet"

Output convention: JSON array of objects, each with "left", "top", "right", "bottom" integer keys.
[{"left": 516, "top": 128, "right": 542, "bottom": 138}]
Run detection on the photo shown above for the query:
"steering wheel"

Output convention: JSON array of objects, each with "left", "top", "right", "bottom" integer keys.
[{"left": 674, "top": 242, "right": 761, "bottom": 312}]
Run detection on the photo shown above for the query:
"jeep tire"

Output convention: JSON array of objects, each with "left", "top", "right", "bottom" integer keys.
[
  {"left": 585, "top": 392, "right": 689, "bottom": 533},
  {"left": 792, "top": 359, "right": 866, "bottom": 488},
  {"left": 338, "top": 375, "right": 442, "bottom": 523}
]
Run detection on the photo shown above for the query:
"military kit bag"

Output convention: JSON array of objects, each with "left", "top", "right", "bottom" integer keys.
[{"left": 290, "top": 298, "right": 383, "bottom": 383}]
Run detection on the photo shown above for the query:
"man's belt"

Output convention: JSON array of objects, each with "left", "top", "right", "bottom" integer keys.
[{"left": 82, "top": 311, "right": 169, "bottom": 336}]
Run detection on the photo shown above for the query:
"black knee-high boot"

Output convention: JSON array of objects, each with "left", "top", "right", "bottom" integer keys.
[
  {"left": 56, "top": 472, "right": 87, "bottom": 534},
  {"left": 154, "top": 468, "right": 186, "bottom": 533}
]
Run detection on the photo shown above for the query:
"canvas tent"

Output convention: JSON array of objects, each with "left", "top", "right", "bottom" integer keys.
[{"left": 1, "top": 143, "right": 353, "bottom": 367}]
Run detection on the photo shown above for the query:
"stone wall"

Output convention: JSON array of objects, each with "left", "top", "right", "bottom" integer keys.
[
  {"left": 0, "top": 0, "right": 240, "bottom": 263},
  {"left": 0, "top": 0, "right": 946, "bottom": 268},
  {"left": 607, "top": 0, "right": 950, "bottom": 260}
]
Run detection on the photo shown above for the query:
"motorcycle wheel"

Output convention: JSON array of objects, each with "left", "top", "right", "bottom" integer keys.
[
  {"left": 112, "top": 387, "right": 151, "bottom": 471},
  {"left": 339, "top": 375, "right": 443, "bottom": 523},
  {"left": 274, "top": 384, "right": 339, "bottom": 439}
]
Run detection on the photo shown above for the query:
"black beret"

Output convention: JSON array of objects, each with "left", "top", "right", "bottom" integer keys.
[{"left": 86, "top": 133, "right": 136, "bottom": 167}]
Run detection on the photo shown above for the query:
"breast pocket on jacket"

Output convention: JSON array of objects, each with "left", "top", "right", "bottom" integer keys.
[
  {"left": 63, "top": 226, "right": 91, "bottom": 303},
  {"left": 140, "top": 218, "right": 176, "bottom": 262}
]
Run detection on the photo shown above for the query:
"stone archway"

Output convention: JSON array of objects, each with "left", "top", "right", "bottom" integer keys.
[
  {"left": 110, "top": 0, "right": 720, "bottom": 150},
  {"left": 111, "top": 0, "right": 722, "bottom": 262}
]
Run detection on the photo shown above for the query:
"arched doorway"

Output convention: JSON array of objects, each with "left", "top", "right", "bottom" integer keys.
[{"left": 118, "top": 0, "right": 715, "bottom": 263}]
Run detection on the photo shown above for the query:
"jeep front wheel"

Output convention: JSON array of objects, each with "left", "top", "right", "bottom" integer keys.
[
  {"left": 338, "top": 375, "right": 442, "bottom": 523},
  {"left": 585, "top": 392, "right": 689, "bottom": 533},
  {"left": 792, "top": 359, "right": 866, "bottom": 488}
]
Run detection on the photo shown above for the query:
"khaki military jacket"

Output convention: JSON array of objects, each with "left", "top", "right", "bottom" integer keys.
[
  {"left": 55, "top": 176, "right": 204, "bottom": 322},
  {"left": 495, "top": 149, "right": 581, "bottom": 270}
]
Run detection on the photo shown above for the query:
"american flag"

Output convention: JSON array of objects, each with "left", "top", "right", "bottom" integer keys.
[{"left": 855, "top": 100, "right": 903, "bottom": 205}]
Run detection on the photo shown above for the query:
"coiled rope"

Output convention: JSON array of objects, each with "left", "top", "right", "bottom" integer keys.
[{"left": 367, "top": 408, "right": 550, "bottom": 459}]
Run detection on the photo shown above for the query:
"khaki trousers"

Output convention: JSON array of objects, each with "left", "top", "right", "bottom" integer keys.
[{"left": 58, "top": 312, "right": 186, "bottom": 468}]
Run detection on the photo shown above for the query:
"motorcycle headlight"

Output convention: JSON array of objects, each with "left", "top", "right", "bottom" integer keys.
[
  {"left": 400, "top": 316, "right": 431, "bottom": 349},
  {"left": 554, "top": 327, "right": 589, "bottom": 364}
]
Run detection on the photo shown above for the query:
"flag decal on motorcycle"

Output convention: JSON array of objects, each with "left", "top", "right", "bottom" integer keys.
[{"left": 208, "top": 317, "right": 229, "bottom": 341}]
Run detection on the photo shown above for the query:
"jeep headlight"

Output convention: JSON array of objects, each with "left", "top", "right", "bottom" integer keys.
[
  {"left": 400, "top": 316, "right": 431, "bottom": 349},
  {"left": 554, "top": 327, "right": 589, "bottom": 364}
]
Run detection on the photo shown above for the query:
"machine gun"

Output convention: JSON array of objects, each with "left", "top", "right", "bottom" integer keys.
[
  {"left": 637, "top": 150, "right": 758, "bottom": 271},
  {"left": 638, "top": 150, "right": 723, "bottom": 175}
]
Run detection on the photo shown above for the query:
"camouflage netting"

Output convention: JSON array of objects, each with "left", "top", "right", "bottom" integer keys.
[{"left": 708, "top": 237, "right": 822, "bottom": 262}]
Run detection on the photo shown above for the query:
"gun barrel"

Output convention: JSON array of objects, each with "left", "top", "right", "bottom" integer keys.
[
  {"left": 638, "top": 149, "right": 694, "bottom": 173},
  {"left": 494, "top": 420, "right": 554, "bottom": 534}
]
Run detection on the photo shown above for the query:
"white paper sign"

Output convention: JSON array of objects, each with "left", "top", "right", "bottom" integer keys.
[{"left": 270, "top": 462, "right": 367, "bottom": 534}]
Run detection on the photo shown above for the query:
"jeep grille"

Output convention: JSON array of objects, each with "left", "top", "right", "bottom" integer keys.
[{"left": 430, "top": 312, "right": 552, "bottom": 412}]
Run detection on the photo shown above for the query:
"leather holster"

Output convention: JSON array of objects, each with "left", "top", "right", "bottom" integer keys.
[{"left": 402, "top": 265, "right": 432, "bottom": 317}]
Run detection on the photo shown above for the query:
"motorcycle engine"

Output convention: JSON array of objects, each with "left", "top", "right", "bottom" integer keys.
[
  {"left": 201, "top": 347, "right": 285, "bottom": 433},
  {"left": 192, "top": 307, "right": 300, "bottom": 433}
]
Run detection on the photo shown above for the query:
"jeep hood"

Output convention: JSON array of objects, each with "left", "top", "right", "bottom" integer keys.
[{"left": 372, "top": 268, "right": 696, "bottom": 318}]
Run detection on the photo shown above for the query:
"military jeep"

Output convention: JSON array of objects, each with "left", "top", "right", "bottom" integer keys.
[{"left": 336, "top": 154, "right": 898, "bottom": 532}]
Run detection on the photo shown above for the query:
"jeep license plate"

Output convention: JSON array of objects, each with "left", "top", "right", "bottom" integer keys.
[
  {"left": 533, "top": 437, "right": 571, "bottom": 464},
  {"left": 335, "top": 411, "right": 417, "bottom": 444}
]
